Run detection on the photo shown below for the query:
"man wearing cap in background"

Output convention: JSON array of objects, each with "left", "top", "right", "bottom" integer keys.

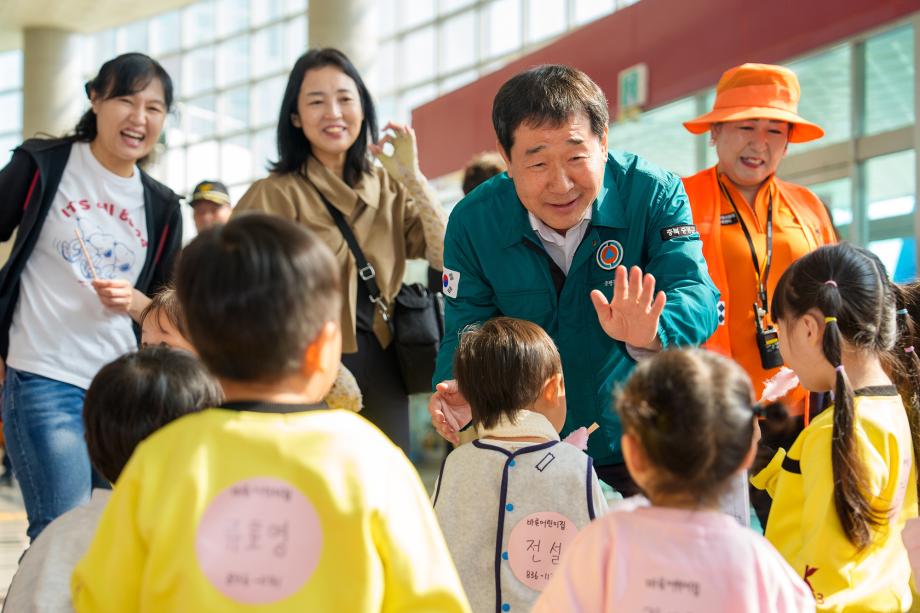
[
  {"left": 188, "top": 180, "right": 232, "bottom": 233},
  {"left": 682, "top": 63, "right": 837, "bottom": 419},
  {"left": 428, "top": 65, "right": 719, "bottom": 495}
]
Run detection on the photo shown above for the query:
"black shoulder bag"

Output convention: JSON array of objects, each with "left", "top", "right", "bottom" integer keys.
[{"left": 316, "top": 190, "right": 444, "bottom": 394}]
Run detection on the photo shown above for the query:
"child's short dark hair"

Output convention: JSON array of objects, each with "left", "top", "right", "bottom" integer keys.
[
  {"left": 616, "top": 349, "right": 755, "bottom": 505},
  {"left": 175, "top": 213, "right": 341, "bottom": 383},
  {"left": 139, "top": 285, "right": 186, "bottom": 337},
  {"left": 454, "top": 317, "right": 562, "bottom": 430},
  {"left": 83, "top": 346, "right": 223, "bottom": 483}
]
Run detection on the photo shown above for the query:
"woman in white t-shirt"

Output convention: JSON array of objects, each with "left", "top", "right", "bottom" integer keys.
[{"left": 0, "top": 53, "right": 183, "bottom": 540}]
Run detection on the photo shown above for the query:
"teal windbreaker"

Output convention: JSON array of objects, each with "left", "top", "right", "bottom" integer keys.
[{"left": 434, "top": 151, "right": 719, "bottom": 466}]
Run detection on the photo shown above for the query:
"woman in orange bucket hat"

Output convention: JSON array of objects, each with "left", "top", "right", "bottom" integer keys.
[{"left": 682, "top": 64, "right": 837, "bottom": 424}]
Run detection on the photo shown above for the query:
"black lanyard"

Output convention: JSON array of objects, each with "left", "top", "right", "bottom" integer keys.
[{"left": 719, "top": 181, "right": 774, "bottom": 315}]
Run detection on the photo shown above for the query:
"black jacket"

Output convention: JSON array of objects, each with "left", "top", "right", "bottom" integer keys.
[{"left": 0, "top": 138, "right": 183, "bottom": 358}]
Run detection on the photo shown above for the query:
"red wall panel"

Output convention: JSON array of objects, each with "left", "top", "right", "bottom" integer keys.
[{"left": 412, "top": 0, "right": 918, "bottom": 178}]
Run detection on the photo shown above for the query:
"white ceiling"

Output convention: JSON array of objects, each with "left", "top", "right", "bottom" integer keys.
[{"left": 0, "top": 0, "right": 197, "bottom": 50}]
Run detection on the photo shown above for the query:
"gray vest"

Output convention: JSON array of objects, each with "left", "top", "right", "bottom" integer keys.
[{"left": 434, "top": 439, "right": 605, "bottom": 613}]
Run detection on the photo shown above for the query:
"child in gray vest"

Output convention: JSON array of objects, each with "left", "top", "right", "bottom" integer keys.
[{"left": 433, "top": 317, "right": 608, "bottom": 613}]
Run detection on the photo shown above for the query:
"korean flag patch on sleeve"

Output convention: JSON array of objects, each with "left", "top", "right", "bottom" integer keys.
[{"left": 442, "top": 268, "right": 461, "bottom": 298}]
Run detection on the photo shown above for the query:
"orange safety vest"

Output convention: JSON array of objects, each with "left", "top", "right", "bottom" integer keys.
[{"left": 683, "top": 166, "right": 837, "bottom": 416}]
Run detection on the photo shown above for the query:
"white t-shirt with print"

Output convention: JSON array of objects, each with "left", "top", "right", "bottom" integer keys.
[{"left": 7, "top": 142, "right": 148, "bottom": 389}]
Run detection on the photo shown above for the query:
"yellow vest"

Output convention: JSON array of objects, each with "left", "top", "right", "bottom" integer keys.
[
  {"left": 752, "top": 390, "right": 917, "bottom": 611},
  {"left": 72, "top": 408, "right": 471, "bottom": 613}
]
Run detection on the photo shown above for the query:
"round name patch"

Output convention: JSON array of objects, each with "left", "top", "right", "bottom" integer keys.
[
  {"left": 195, "top": 477, "right": 322, "bottom": 604},
  {"left": 595, "top": 239, "right": 624, "bottom": 271},
  {"left": 507, "top": 511, "right": 578, "bottom": 591}
]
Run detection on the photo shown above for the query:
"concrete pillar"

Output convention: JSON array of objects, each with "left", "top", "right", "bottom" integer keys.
[
  {"left": 22, "top": 27, "right": 84, "bottom": 140},
  {"left": 308, "top": 0, "right": 379, "bottom": 89}
]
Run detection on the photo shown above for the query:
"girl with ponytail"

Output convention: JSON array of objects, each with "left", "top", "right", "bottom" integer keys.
[{"left": 751, "top": 243, "right": 918, "bottom": 612}]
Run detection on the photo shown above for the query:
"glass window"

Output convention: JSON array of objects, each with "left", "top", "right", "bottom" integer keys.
[
  {"left": 609, "top": 97, "right": 698, "bottom": 178},
  {"left": 251, "top": 76, "right": 286, "bottom": 126},
  {"left": 150, "top": 11, "right": 182, "bottom": 55},
  {"left": 285, "top": 15, "right": 308, "bottom": 66},
  {"left": 184, "top": 95, "right": 217, "bottom": 142},
  {"left": 869, "top": 238, "right": 915, "bottom": 282},
  {"left": 376, "top": 95, "right": 398, "bottom": 128},
  {"left": 228, "top": 183, "right": 250, "bottom": 206},
  {"left": 159, "top": 55, "right": 182, "bottom": 100},
  {"left": 786, "top": 44, "right": 851, "bottom": 153},
  {"left": 0, "top": 50, "right": 22, "bottom": 91},
  {"left": 400, "top": 28, "right": 436, "bottom": 87},
  {"left": 440, "top": 69, "right": 478, "bottom": 94},
  {"left": 0, "top": 134, "right": 19, "bottom": 166},
  {"left": 217, "top": 0, "right": 249, "bottom": 37},
  {"left": 217, "top": 36, "right": 250, "bottom": 88},
  {"left": 0, "top": 93, "right": 22, "bottom": 134},
  {"left": 92, "top": 30, "right": 118, "bottom": 69},
  {"left": 399, "top": 83, "right": 438, "bottom": 124},
  {"left": 527, "top": 0, "right": 567, "bottom": 44},
  {"left": 893, "top": 239, "right": 916, "bottom": 282},
  {"left": 285, "top": 0, "right": 307, "bottom": 15},
  {"left": 400, "top": 0, "right": 436, "bottom": 29},
  {"left": 222, "top": 134, "right": 252, "bottom": 182},
  {"left": 378, "top": 41, "right": 398, "bottom": 93},
  {"left": 379, "top": 0, "right": 398, "bottom": 39},
  {"left": 164, "top": 122, "right": 186, "bottom": 149},
  {"left": 865, "top": 149, "right": 915, "bottom": 221},
  {"left": 806, "top": 176, "right": 852, "bottom": 229},
  {"left": 187, "top": 141, "right": 220, "bottom": 186},
  {"left": 574, "top": 0, "right": 615, "bottom": 25},
  {"left": 440, "top": 10, "right": 476, "bottom": 74},
  {"left": 251, "top": 127, "right": 276, "bottom": 177},
  {"left": 183, "top": 46, "right": 216, "bottom": 97},
  {"left": 485, "top": 0, "right": 521, "bottom": 59},
  {"left": 117, "top": 21, "right": 149, "bottom": 54},
  {"left": 252, "top": 24, "right": 285, "bottom": 79},
  {"left": 164, "top": 147, "right": 187, "bottom": 196},
  {"left": 441, "top": 0, "right": 476, "bottom": 13},
  {"left": 219, "top": 86, "right": 250, "bottom": 134},
  {"left": 183, "top": 1, "right": 217, "bottom": 47},
  {"left": 864, "top": 25, "right": 914, "bottom": 135},
  {"left": 252, "top": 0, "right": 284, "bottom": 27}
]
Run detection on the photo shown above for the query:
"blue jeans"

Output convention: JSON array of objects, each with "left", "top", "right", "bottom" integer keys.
[{"left": 2, "top": 367, "right": 107, "bottom": 541}]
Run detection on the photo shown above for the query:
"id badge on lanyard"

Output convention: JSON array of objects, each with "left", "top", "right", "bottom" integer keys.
[{"left": 719, "top": 182, "right": 783, "bottom": 370}]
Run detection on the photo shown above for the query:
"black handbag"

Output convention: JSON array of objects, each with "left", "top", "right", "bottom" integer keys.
[{"left": 317, "top": 190, "right": 444, "bottom": 394}]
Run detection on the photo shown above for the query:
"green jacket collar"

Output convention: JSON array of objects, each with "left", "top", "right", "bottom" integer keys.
[{"left": 592, "top": 161, "right": 626, "bottom": 229}]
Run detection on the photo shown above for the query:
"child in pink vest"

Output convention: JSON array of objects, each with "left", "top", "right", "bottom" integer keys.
[{"left": 533, "top": 349, "right": 815, "bottom": 612}]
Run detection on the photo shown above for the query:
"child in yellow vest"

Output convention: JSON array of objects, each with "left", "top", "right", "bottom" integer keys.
[
  {"left": 752, "top": 243, "right": 920, "bottom": 611},
  {"left": 71, "top": 214, "right": 470, "bottom": 612}
]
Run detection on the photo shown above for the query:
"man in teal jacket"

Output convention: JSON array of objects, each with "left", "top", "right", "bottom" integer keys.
[{"left": 429, "top": 65, "right": 718, "bottom": 494}]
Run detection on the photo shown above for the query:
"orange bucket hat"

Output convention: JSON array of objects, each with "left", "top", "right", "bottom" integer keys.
[{"left": 683, "top": 63, "right": 824, "bottom": 143}]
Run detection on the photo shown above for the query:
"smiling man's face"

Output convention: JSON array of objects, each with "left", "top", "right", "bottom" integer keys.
[{"left": 499, "top": 112, "right": 608, "bottom": 234}]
